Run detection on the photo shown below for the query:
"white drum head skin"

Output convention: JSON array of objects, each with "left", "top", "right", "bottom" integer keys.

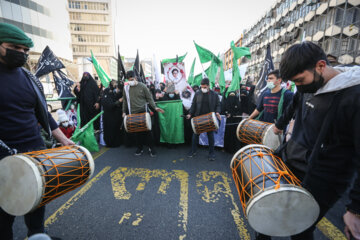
[
  {"left": 76, "top": 145, "right": 95, "bottom": 179},
  {"left": 236, "top": 118, "right": 247, "bottom": 141},
  {"left": 246, "top": 185, "right": 320, "bottom": 237},
  {"left": 0, "top": 155, "right": 44, "bottom": 216},
  {"left": 123, "top": 115, "right": 129, "bottom": 133},
  {"left": 145, "top": 112, "right": 152, "bottom": 131},
  {"left": 262, "top": 124, "right": 281, "bottom": 150},
  {"left": 211, "top": 112, "right": 219, "bottom": 130},
  {"left": 191, "top": 118, "right": 197, "bottom": 134},
  {"left": 230, "top": 144, "right": 270, "bottom": 168}
]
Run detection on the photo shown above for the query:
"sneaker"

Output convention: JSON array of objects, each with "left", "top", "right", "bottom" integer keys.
[
  {"left": 149, "top": 148, "right": 157, "bottom": 157},
  {"left": 134, "top": 148, "right": 143, "bottom": 156},
  {"left": 187, "top": 151, "right": 197, "bottom": 158}
]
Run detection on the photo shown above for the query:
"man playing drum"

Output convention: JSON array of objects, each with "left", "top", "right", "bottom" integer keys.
[
  {"left": 0, "top": 23, "right": 74, "bottom": 240},
  {"left": 257, "top": 42, "right": 360, "bottom": 240},
  {"left": 186, "top": 78, "right": 221, "bottom": 161},
  {"left": 122, "top": 71, "right": 164, "bottom": 157},
  {"left": 249, "top": 69, "right": 293, "bottom": 123}
]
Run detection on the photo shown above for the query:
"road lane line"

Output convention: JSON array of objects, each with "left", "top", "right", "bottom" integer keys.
[
  {"left": 317, "top": 217, "right": 346, "bottom": 240},
  {"left": 196, "top": 171, "right": 250, "bottom": 240},
  {"left": 45, "top": 166, "right": 111, "bottom": 227}
]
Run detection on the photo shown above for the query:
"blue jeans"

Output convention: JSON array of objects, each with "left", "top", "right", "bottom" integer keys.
[{"left": 191, "top": 131, "right": 215, "bottom": 157}]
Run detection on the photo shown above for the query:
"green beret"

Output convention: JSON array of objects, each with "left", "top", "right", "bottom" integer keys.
[{"left": 0, "top": 23, "right": 34, "bottom": 48}]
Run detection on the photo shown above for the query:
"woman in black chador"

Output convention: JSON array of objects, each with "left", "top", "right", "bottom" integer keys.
[
  {"left": 74, "top": 72, "right": 101, "bottom": 129},
  {"left": 101, "top": 80, "right": 123, "bottom": 147}
]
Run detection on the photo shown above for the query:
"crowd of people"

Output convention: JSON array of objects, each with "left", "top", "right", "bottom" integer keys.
[{"left": 1, "top": 22, "right": 360, "bottom": 240}]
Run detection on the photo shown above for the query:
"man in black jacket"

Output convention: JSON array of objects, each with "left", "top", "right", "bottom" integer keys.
[
  {"left": 186, "top": 78, "right": 221, "bottom": 161},
  {"left": 0, "top": 23, "right": 73, "bottom": 240},
  {"left": 276, "top": 42, "right": 360, "bottom": 240}
]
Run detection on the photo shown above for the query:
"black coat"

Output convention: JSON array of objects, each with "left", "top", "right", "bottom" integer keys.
[{"left": 189, "top": 90, "right": 221, "bottom": 117}]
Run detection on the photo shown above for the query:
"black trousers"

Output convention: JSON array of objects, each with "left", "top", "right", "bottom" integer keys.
[
  {"left": 0, "top": 206, "right": 45, "bottom": 240},
  {"left": 135, "top": 131, "right": 155, "bottom": 150}
]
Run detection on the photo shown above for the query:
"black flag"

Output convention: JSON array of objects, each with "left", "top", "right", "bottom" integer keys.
[
  {"left": 254, "top": 44, "right": 274, "bottom": 103},
  {"left": 160, "top": 61, "right": 164, "bottom": 74},
  {"left": 35, "top": 46, "right": 65, "bottom": 77},
  {"left": 117, "top": 45, "right": 126, "bottom": 81},
  {"left": 53, "top": 70, "right": 75, "bottom": 98},
  {"left": 140, "top": 64, "right": 146, "bottom": 83},
  {"left": 133, "top": 50, "right": 141, "bottom": 80}
]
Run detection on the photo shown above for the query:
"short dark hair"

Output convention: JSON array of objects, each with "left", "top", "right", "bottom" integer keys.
[
  {"left": 172, "top": 68, "right": 179, "bottom": 74},
  {"left": 126, "top": 70, "right": 135, "bottom": 79},
  {"left": 280, "top": 41, "right": 329, "bottom": 80},
  {"left": 268, "top": 69, "right": 280, "bottom": 79},
  {"left": 201, "top": 78, "right": 210, "bottom": 86}
]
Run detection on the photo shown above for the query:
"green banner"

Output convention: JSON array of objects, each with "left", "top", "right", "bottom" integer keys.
[
  {"left": 91, "top": 50, "right": 111, "bottom": 88},
  {"left": 161, "top": 53, "right": 187, "bottom": 64},
  {"left": 156, "top": 100, "right": 184, "bottom": 144}
]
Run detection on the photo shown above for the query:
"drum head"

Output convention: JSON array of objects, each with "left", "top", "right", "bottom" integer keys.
[
  {"left": 230, "top": 144, "right": 270, "bottom": 168},
  {"left": 76, "top": 145, "right": 95, "bottom": 179},
  {"left": 211, "top": 112, "right": 219, "bottom": 130},
  {"left": 246, "top": 185, "right": 320, "bottom": 237},
  {"left": 145, "top": 112, "right": 152, "bottom": 131},
  {"left": 0, "top": 155, "right": 44, "bottom": 216},
  {"left": 123, "top": 115, "right": 129, "bottom": 133},
  {"left": 262, "top": 124, "right": 281, "bottom": 150},
  {"left": 191, "top": 118, "right": 197, "bottom": 134},
  {"left": 236, "top": 118, "right": 248, "bottom": 141}
]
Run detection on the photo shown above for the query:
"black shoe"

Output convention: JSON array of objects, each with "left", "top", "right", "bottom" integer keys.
[
  {"left": 149, "top": 148, "right": 157, "bottom": 157},
  {"left": 134, "top": 148, "right": 143, "bottom": 156},
  {"left": 208, "top": 155, "right": 215, "bottom": 161},
  {"left": 187, "top": 151, "right": 197, "bottom": 158}
]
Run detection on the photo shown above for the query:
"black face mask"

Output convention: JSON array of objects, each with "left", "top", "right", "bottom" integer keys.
[
  {"left": 0, "top": 46, "right": 28, "bottom": 68},
  {"left": 160, "top": 86, "right": 165, "bottom": 91},
  {"left": 296, "top": 70, "right": 325, "bottom": 93}
]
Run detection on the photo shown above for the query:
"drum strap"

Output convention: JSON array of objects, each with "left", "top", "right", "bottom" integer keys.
[
  {"left": 124, "top": 85, "right": 132, "bottom": 114},
  {"left": 303, "top": 90, "right": 345, "bottom": 183}
]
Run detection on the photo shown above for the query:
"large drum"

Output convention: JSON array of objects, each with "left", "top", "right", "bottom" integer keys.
[
  {"left": 191, "top": 112, "right": 219, "bottom": 134},
  {"left": 230, "top": 144, "right": 319, "bottom": 236},
  {"left": 236, "top": 118, "right": 281, "bottom": 150},
  {"left": 124, "top": 112, "right": 152, "bottom": 133},
  {"left": 0, "top": 145, "right": 94, "bottom": 216}
]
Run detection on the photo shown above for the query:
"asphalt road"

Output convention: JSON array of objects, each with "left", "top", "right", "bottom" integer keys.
[{"left": 12, "top": 144, "right": 348, "bottom": 240}]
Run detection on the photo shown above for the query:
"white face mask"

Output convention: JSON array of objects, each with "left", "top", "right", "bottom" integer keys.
[
  {"left": 62, "top": 122, "right": 69, "bottom": 127},
  {"left": 201, "top": 88, "right": 208, "bottom": 93},
  {"left": 129, "top": 80, "right": 138, "bottom": 87},
  {"left": 266, "top": 82, "right": 275, "bottom": 90},
  {"left": 70, "top": 104, "right": 75, "bottom": 110},
  {"left": 169, "top": 93, "right": 174, "bottom": 98}
]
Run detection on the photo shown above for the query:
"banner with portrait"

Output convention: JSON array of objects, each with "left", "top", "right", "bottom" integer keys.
[{"left": 163, "top": 62, "right": 194, "bottom": 109}]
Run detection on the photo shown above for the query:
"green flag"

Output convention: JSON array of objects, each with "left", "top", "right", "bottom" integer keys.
[
  {"left": 207, "top": 59, "right": 218, "bottom": 89},
  {"left": 71, "top": 105, "right": 103, "bottom": 152},
  {"left": 193, "top": 66, "right": 211, "bottom": 86},
  {"left": 161, "top": 53, "right": 187, "bottom": 64},
  {"left": 219, "top": 61, "right": 226, "bottom": 94},
  {"left": 156, "top": 100, "right": 184, "bottom": 144},
  {"left": 187, "top": 58, "right": 196, "bottom": 86},
  {"left": 193, "top": 41, "right": 221, "bottom": 65},
  {"left": 226, "top": 41, "right": 252, "bottom": 97},
  {"left": 91, "top": 50, "right": 111, "bottom": 88}
]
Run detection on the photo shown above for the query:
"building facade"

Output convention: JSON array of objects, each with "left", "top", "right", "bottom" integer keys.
[
  {"left": 225, "top": 0, "right": 360, "bottom": 80},
  {"left": 68, "top": 0, "right": 117, "bottom": 80},
  {"left": 0, "top": 0, "right": 73, "bottom": 71}
]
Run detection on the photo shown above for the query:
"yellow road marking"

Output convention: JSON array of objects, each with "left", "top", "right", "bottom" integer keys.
[
  {"left": 110, "top": 167, "right": 188, "bottom": 240},
  {"left": 45, "top": 166, "right": 111, "bottom": 227},
  {"left": 317, "top": 217, "right": 346, "bottom": 240},
  {"left": 91, "top": 147, "right": 109, "bottom": 160},
  {"left": 132, "top": 213, "right": 144, "bottom": 226},
  {"left": 196, "top": 171, "right": 250, "bottom": 240},
  {"left": 119, "top": 212, "right": 132, "bottom": 224}
]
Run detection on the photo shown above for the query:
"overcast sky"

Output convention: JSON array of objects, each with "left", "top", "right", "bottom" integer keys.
[{"left": 114, "top": 0, "right": 276, "bottom": 74}]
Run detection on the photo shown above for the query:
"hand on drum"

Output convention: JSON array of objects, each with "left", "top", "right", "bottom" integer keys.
[
  {"left": 186, "top": 114, "right": 191, "bottom": 119},
  {"left": 344, "top": 211, "right": 360, "bottom": 239},
  {"left": 216, "top": 112, "right": 221, "bottom": 121},
  {"left": 273, "top": 125, "right": 283, "bottom": 135},
  {"left": 60, "top": 138, "right": 75, "bottom": 146},
  {"left": 155, "top": 107, "right": 165, "bottom": 114}
]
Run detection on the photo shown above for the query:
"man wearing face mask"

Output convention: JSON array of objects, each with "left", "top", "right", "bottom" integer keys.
[
  {"left": 186, "top": 78, "right": 221, "bottom": 161},
  {"left": 272, "top": 42, "right": 360, "bottom": 240},
  {"left": 249, "top": 69, "right": 293, "bottom": 123},
  {"left": 122, "top": 71, "right": 164, "bottom": 156},
  {"left": 0, "top": 23, "right": 74, "bottom": 240}
]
